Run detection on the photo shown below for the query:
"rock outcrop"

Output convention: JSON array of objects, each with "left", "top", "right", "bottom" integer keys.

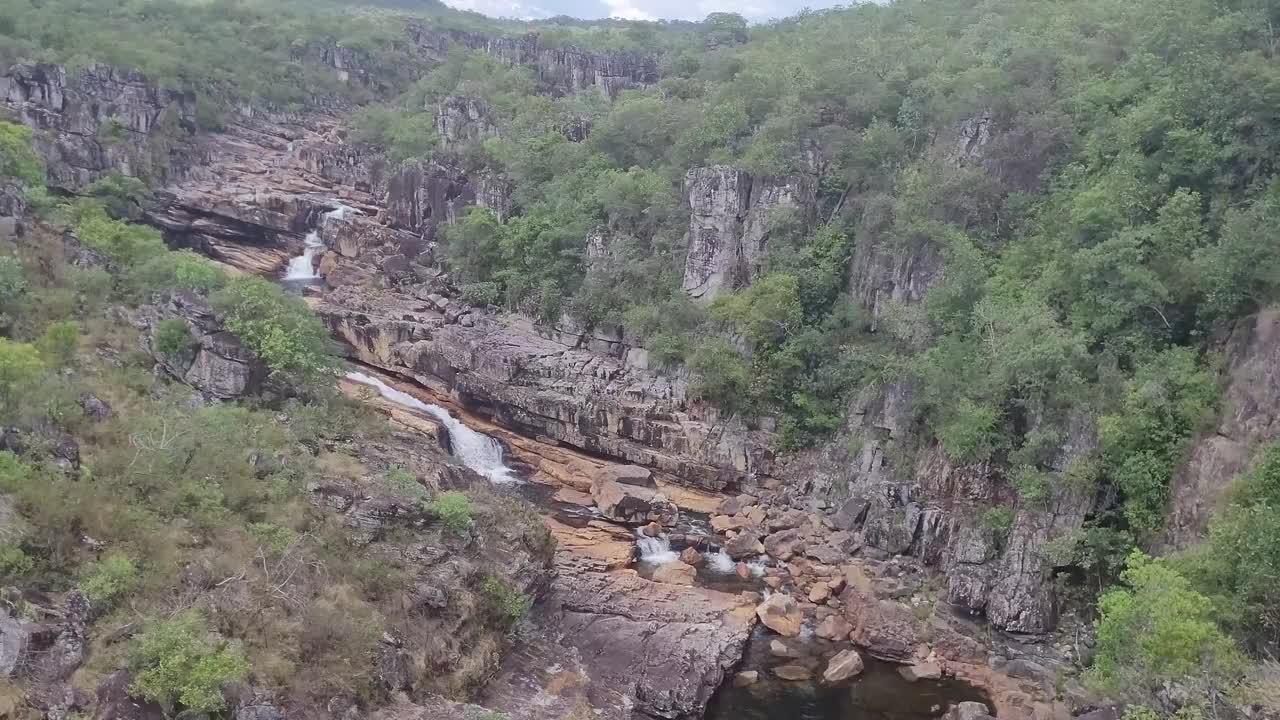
[
  {"left": 681, "top": 165, "right": 818, "bottom": 301},
  {"left": 1168, "top": 306, "right": 1280, "bottom": 546},
  {"left": 136, "top": 291, "right": 268, "bottom": 399},
  {"left": 1, "top": 62, "right": 196, "bottom": 190}
]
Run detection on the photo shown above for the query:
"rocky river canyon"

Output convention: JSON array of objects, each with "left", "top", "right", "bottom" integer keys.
[{"left": 7, "top": 19, "right": 1277, "bottom": 720}]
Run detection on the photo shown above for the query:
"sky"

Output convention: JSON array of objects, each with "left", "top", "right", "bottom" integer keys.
[{"left": 443, "top": 0, "right": 844, "bottom": 23}]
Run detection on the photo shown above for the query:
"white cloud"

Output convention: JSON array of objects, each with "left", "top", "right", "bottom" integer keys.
[
  {"left": 604, "top": 0, "right": 655, "bottom": 20},
  {"left": 444, "top": 0, "right": 552, "bottom": 20}
]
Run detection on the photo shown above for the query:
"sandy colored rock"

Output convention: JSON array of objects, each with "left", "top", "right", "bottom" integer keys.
[
  {"left": 772, "top": 664, "right": 812, "bottom": 681},
  {"left": 899, "top": 661, "right": 942, "bottom": 682},
  {"left": 680, "top": 547, "right": 703, "bottom": 566},
  {"left": 822, "top": 648, "right": 864, "bottom": 683},
  {"left": 652, "top": 561, "right": 697, "bottom": 586},
  {"left": 724, "top": 531, "right": 764, "bottom": 559},
  {"left": 814, "top": 614, "right": 852, "bottom": 641},
  {"left": 756, "top": 593, "right": 802, "bottom": 637},
  {"left": 733, "top": 670, "right": 759, "bottom": 687},
  {"left": 640, "top": 522, "right": 663, "bottom": 537},
  {"left": 808, "top": 582, "right": 831, "bottom": 603},
  {"left": 769, "top": 639, "right": 801, "bottom": 658},
  {"left": 711, "top": 514, "right": 748, "bottom": 533}
]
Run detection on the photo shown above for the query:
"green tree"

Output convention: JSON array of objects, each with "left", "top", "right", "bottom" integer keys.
[
  {"left": 212, "top": 277, "right": 332, "bottom": 383},
  {"left": 0, "top": 121, "right": 43, "bottom": 186},
  {"left": 35, "top": 320, "right": 79, "bottom": 368},
  {"left": 1089, "top": 551, "right": 1242, "bottom": 706}
]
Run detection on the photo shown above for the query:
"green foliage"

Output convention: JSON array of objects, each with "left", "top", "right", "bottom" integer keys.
[
  {"left": 980, "top": 506, "right": 1014, "bottom": 536},
  {"left": 132, "top": 251, "right": 227, "bottom": 295},
  {"left": 0, "top": 545, "right": 33, "bottom": 578},
  {"left": 1099, "top": 348, "right": 1216, "bottom": 534},
  {"left": 1089, "top": 552, "right": 1242, "bottom": 705},
  {"left": 460, "top": 281, "right": 501, "bottom": 307},
  {"left": 1181, "top": 445, "right": 1280, "bottom": 652},
  {"left": 0, "top": 121, "right": 43, "bottom": 186},
  {"left": 426, "top": 491, "right": 474, "bottom": 533},
  {"left": 129, "top": 611, "right": 251, "bottom": 714},
  {"left": 480, "top": 575, "right": 530, "bottom": 629},
  {"left": 35, "top": 320, "right": 79, "bottom": 368},
  {"left": 249, "top": 522, "right": 297, "bottom": 554},
  {"left": 153, "top": 319, "right": 196, "bottom": 358},
  {"left": 212, "top": 277, "right": 332, "bottom": 382},
  {"left": 0, "top": 339, "right": 44, "bottom": 421},
  {"left": 383, "top": 466, "right": 422, "bottom": 497},
  {"left": 79, "top": 554, "right": 140, "bottom": 607},
  {"left": 74, "top": 205, "right": 167, "bottom": 267},
  {"left": 84, "top": 173, "right": 147, "bottom": 217},
  {"left": 350, "top": 106, "right": 437, "bottom": 165},
  {"left": 687, "top": 338, "right": 749, "bottom": 411}
]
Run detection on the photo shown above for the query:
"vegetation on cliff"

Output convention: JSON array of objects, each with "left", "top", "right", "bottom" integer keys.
[{"left": 0, "top": 121, "right": 548, "bottom": 717}]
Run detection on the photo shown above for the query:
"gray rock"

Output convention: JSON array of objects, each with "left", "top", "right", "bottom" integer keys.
[
  {"left": 822, "top": 648, "right": 864, "bottom": 683},
  {"left": 0, "top": 613, "right": 29, "bottom": 676}
]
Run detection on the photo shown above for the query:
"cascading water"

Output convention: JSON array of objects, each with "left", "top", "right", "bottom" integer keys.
[
  {"left": 284, "top": 203, "right": 358, "bottom": 281},
  {"left": 345, "top": 370, "right": 520, "bottom": 484},
  {"left": 634, "top": 529, "right": 679, "bottom": 565},
  {"left": 705, "top": 549, "right": 737, "bottom": 573}
]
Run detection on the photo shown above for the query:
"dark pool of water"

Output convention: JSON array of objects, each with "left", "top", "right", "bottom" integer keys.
[{"left": 707, "top": 630, "right": 991, "bottom": 720}]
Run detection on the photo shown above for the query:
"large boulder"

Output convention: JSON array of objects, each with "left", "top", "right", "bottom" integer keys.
[
  {"left": 139, "top": 291, "right": 267, "bottom": 399},
  {"left": 755, "top": 593, "right": 802, "bottom": 637},
  {"left": 822, "top": 649, "right": 864, "bottom": 683},
  {"left": 591, "top": 472, "right": 677, "bottom": 526},
  {"left": 723, "top": 531, "right": 764, "bottom": 559}
]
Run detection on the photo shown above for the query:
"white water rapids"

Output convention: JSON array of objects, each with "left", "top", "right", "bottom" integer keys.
[
  {"left": 344, "top": 370, "right": 521, "bottom": 484},
  {"left": 284, "top": 203, "right": 358, "bottom": 281},
  {"left": 635, "top": 529, "right": 679, "bottom": 565}
]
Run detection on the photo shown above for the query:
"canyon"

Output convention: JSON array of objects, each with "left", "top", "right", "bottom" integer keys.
[{"left": 5, "top": 19, "right": 1277, "bottom": 720}]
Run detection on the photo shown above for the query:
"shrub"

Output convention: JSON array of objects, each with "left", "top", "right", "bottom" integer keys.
[
  {"left": 1088, "top": 551, "right": 1242, "bottom": 705},
  {"left": 154, "top": 319, "right": 197, "bottom": 358},
  {"left": 212, "top": 277, "right": 332, "bottom": 382},
  {"left": 0, "top": 340, "right": 44, "bottom": 421},
  {"left": 0, "top": 121, "right": 43, "bottom": 186},
  {"left": 35, "top": 320, "right": 79, "bottom": 368},
  {"left": 480, "top": 575, "right": 531, "bottom": 629},
  {"left": 0, "top": 546, "right": 33, "bottom": 578},
  {"left": 687, "top": 338, "right": 749, "bottom": 411},
  {"left": 249, "top": 522, "right": 296, "bottom": 554},
  {"left": 460, "top": 281, "right": 501, "bottom": 307},
  {"left": 129, "top": 611, "right": 250, "bottom": 714},
  {"left": 132, "top": 251, "right": 227, "bottom": 295},
  {"left": 75, "top": 207, "right": 167, "bottom": 267},
  {"left": 426, "top": 491, "right": 474, "bottom": 533},
  {"left": 384, "top": 466, "right": 422, "bottom": 496},
  {"left": 980, "top": 506, "right": 1014, "bottom": 536},
  {"left": 80, "top": 553, "right": 140, "bottom": 607}
]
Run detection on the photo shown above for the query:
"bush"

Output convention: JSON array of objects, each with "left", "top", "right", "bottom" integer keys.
[
  {"left": 1089, "top": 551, "right": 1242, "bottom": 705},
  {"left": 0, "top": 340, "right": 44, "bottom": 421},
  {"left": 249, "top": 522, "right": 296, "bottom": 554},
  {"left": 80, "top": 553, "right": 140, "bottom": 607},
  {"left": 0, "top": 121, "right": 43, "bottom": 186},
  {"left": 74, "top": 206, "right": 167, "bottom": 267},
  {"left": 132, "top": 251, "right": 227, "bottom": 295},
  {"left": 35, "top": 320, "right": 79, "bottom": 368},
  {"left": 480, "top": 575, "right": 531, "bottom": 629},
  {"left": 426, "top": 491, "right": 474, "bottom": 533},
  {"left": 460, "top": 281, "right": 501, "bottom": 307},
  {"left": 980, "top": 506, "right": 1014, "bottom": 535},
  {"left": 212, "top": 277, "right": 332, "bottom": 382},
  {"left": 129, "top": 611, "right": 251, "bottom": 714},
  {"left": 0, "top": 546, "right": 33, "bottom": 578},
  {"left": 384, "top": 466, "right": 421, "bottom": 496},
  {"left": 687, "top": 338, "right": 749, "bottom": 411},
  {"left": 154, "top": 319, "right": 196, "bottom": 358}
]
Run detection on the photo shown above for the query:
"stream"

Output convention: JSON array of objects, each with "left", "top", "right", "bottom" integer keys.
[{"left": 339, "top": 363, "right": 993, "bottom": 719}]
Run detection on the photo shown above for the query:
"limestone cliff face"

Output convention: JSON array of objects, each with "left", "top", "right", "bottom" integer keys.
[
  {"left": 0, "top": 62, "right": 196, "bottom": 190},
  {"left": 681, "top": 165, "right": 818, "bottom": 302}
]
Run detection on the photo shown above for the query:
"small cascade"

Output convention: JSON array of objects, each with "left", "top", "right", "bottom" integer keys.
[
  {"left": 284, "top": 203, "right": 359, "bottom": 281},
  {"left": 634, "top": 529, "right": 679, "bottom": 565},
  {"left": 705, "top": 549, "right": 736, "bottom": 574},
  {"left": 345, "top": 370, "right": 520, "bottom": 484}
]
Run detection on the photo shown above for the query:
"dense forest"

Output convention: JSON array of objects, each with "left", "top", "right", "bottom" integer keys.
[{"left": 4, "top": 0, "right": 1280, "bottom": 718}]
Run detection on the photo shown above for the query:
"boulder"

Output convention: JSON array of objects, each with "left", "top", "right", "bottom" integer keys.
[
  {"left": 651, "top": 561, "right": 696, "bottom": 586},
  {"left": 943, "top": 701, "right": 993, "bottom": 720},
  {"left": 0, "top": 613, "right": 29, "bottom": 676},
  {"left": 710, "top": 514, "right": 748, "bottom": 533},
  {"left": 808, "top": 582, "right": 831, "bottom": 604},
  {"left": 724, "top": 531, "right": 764, "bottom": 559},
  {"left": 813, "top": 615, "right": 852, "bottom": 641},
  {"left": 92, "top": 671, "right": 164, "bottom": 720},
  {"left": 898, "top": 661, "right": 941, "bottom": 682},
  {"left": 771, "top": 664, "right": 812, "bottom": 681},
  {"left": 679, "top": 547, "right": 703, "bottom": 566},
  {"left": 822, "top": 649, "right": 864, "bottom": 683},
  {"left": 732, "top": 670, "right": 759, "bottom": 687},
  {"left": 769, "top": 639, "right": 801, "bottom": 658},
  {"left": 594, "top": 464, "right": 654, "bottom": 487},
  {"left": 591, "top": 476, "right": 677, "bottom": 526},
  {"left": 763, "top": 527, "right": 805, "bottom": 560},
  {"left": 756, "top": 593, "right": 802, "bottom": 637}
]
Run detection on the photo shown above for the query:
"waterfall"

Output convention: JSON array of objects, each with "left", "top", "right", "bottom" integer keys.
[
  {"left": 345, "top": 370, "right": 520, "bottom": 484},
  {"left": 705, "top": 549, "right": 736, "bottom": 573},
  {"left": 634, "top": 529, "right": 679, "bottom": 565},
  {"left": 284, "top": 203, "right": 358, "bottom": 281}
]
